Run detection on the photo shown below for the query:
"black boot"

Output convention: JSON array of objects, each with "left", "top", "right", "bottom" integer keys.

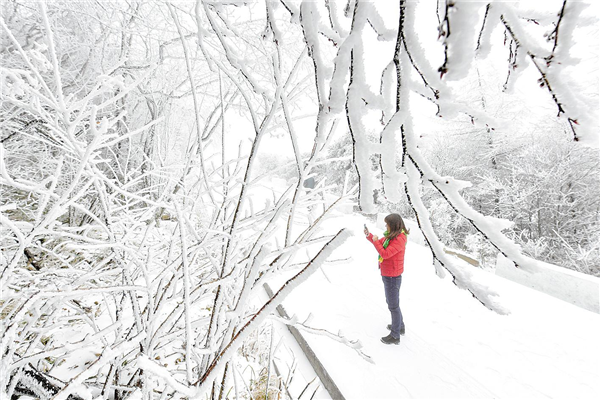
[
  {"left": 387, "top": 324, "right": 405, "bottom": 335},
  {"left": 381, "top": 333, "right": 400, "bottom": 345}
]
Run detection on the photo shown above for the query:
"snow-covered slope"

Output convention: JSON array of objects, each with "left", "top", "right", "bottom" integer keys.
[{"left": 271, "top": 213, "right": 600, "bottom": 399}]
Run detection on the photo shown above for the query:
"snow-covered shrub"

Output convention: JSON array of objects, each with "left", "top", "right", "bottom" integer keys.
[
  {"left": 560, "top": 232, "right": 600, "bottom": 277},
  {"left": 253, "top": 152, "right": 297, "bottom": 183},
  {"left": 422, "top": 90, "right": 600, "bottom": 277},
  {"left": 1, "top": 2, "right": 355, "bottom": 399},
  {"left": 310, "top": 134, "right": 358, "bottom": 197},
  {"left": 464, "top": 233, "right": 498, "bottom": 269}
]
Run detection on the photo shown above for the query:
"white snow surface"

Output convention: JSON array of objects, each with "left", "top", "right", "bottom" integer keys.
[{"left": 270, "top": 213, "right": 600, "bottom": 399}]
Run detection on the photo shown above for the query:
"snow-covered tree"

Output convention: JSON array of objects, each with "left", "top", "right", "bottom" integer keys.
[
  {"left": 289, "top": 0, "right": 597, "bottom": 311},
  {"left": 1, "top": 1, "right": 358, "bottom": 398}
]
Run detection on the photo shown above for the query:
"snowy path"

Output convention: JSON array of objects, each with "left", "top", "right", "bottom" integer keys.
[{"left": 271, "top": 213, "right": 600, "bottom": 399}]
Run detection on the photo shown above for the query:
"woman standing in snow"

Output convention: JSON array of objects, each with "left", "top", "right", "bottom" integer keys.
[{"left": 364, "top": 213, "right": 409, "bottom": 345}]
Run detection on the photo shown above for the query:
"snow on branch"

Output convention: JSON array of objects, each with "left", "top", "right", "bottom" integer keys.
[
  {"left": 194, "top": 229, "right": 350, "bottom": 398},
  {"left": 404, "top": 159, "right": 508, "bottom": 314},
  {"left": 268, "top": 313, "right": 373, "bottom": 363},
  {"left": 437, "top": 1, "right": 486, "bottom": 81},
  {"left": 498, "top": 2, "right": 593, "bottom": 143}
]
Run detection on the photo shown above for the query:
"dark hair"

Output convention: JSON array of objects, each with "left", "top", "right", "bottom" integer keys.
[{"left": 384, "top": 213, "right": 410, "bottom": 241}]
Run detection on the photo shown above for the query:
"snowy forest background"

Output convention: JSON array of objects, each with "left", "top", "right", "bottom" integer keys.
[{"left": 1, "top": 0, "right": 598, "bottom": 399}]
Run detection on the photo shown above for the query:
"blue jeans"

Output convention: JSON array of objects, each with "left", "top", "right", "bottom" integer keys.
[{"left": 382, "top": 275, "right": 404, "bottom": 339}]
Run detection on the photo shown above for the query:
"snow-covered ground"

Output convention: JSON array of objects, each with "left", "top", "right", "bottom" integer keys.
[{"left": 269, "top": 213, "right": 600, "bottom": 399}]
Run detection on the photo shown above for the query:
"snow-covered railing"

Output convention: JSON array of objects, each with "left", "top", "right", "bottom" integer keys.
[
  {"left": 263, "top": 283, "right": 347, "bottom": 400},
  {"left": 496, "top": 254, "right": 600, "bottom": 314}
]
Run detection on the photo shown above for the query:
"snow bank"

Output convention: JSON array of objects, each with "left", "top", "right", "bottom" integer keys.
[{"left": 496, "top": 253, "right": 600, "bottom": 314}]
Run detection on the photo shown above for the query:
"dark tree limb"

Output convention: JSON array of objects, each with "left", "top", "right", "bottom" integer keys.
[
  {"left": 10, "top": 364, "right": 85, "bottom": 400},
  {"left": 500, "top": 12, "right": 579, "bottom": 141}
]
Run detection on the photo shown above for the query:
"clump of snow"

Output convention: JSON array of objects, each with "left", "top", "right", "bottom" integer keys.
[{"left": 441, "top": 2, "right": 488, "bottom": 82}]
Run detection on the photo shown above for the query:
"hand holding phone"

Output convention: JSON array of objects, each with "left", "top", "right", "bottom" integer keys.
[{"left": 364, "top": 224, "right": 369, "bottom": 236}]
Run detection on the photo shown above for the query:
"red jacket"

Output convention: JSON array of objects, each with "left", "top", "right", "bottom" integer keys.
[{"left": 367, "top": 232, "right": 407, "bottom": 277}]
